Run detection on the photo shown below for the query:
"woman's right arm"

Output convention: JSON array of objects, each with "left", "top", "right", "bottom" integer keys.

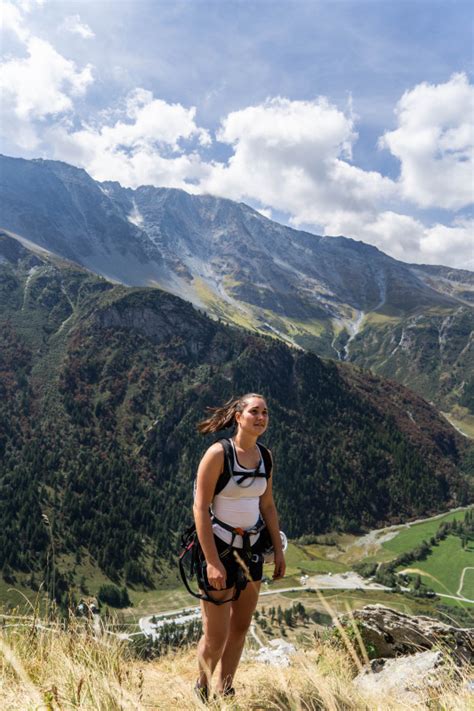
[{"left": 193, "top": 443, "right": 227, "bottom": 590}]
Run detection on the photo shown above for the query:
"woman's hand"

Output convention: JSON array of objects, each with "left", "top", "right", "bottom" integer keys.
[
  {"left": 206, "top": 560, "right": 227, "bottom": 590},
  {"left": 272, "top": 550, "right": 286, "bottom": 580}
]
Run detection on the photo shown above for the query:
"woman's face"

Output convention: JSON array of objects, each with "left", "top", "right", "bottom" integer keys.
[{"left": 236, "top": 397, "right": 269, "bottom": 436}]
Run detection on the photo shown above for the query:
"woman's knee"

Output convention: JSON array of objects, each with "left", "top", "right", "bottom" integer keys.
[
  {"left": 200, "top": 630, "right": 228, "bottom": 655},
  {"left": 229, "top": 615, "right": 253, "bottom": 638}
]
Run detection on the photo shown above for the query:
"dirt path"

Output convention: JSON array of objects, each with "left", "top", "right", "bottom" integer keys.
[
  {"left": 441, "top": 412, "right": 473, "bottom": 439},
  {"left": 456, "top": 566, "right": 474, "bottom": 597}
]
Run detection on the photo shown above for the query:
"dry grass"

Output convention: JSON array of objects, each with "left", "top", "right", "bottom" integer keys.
[{"left": 0, "top": 611, "right": 471, "bottom": 710}]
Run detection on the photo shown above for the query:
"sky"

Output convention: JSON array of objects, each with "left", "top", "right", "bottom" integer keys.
[{"left": 1, "top": 0, "right": 473, "bottom": 269}]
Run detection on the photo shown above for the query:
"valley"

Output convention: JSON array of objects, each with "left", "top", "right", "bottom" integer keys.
[
  {"left": 0, "top": 159, "right": 472, "bottom": 629},
  {"left": 4, "top": 508, "right": 471, "bottom": 626}
]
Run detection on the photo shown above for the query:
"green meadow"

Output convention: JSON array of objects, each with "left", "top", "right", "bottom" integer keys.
[
  {"left": 282, "top": 542, "right": 349, "bottom": 577},
  {"left": 397, "top": 535, "right": 473, "bottom": 599},
  {"left": 382, "top": 509, "right": 469, "bottom": 555}
]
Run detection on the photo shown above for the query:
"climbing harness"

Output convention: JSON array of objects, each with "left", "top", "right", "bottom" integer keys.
[
  {"left": 178, "top": 515, "right": 266, "bottom": 605},
  {"left": 178, "top": 437, "right": 271, "bottom": 605},
  {"left": 178, "top": 437, "right": 287, "bottom": 605}
]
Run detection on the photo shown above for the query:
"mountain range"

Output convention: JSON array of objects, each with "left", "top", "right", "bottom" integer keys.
[
  {"left": 0, "top": 230, "right": 471, "bottom": 592},
  {"left": 1, "top": 154, "right": 472, "bottom": 415}
]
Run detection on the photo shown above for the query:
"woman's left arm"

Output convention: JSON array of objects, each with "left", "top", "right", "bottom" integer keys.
[{"left": 259, "top": 452, "right": 286, "bottom": 580}]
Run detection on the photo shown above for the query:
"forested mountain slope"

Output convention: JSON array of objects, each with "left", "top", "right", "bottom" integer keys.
[
  {"left": 1, "top": 154, "right": 472, "bottom": 414},
  {"left": 0, "top": 232, "right": 471, "bottom": 594}
]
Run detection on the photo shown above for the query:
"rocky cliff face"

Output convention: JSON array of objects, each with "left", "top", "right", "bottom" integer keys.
[
  {"left": 1, "top": 154, "right": 472, "bottom": 411},
  {"left": 343, "top": 604, "right": 473, "bottom": 664}
]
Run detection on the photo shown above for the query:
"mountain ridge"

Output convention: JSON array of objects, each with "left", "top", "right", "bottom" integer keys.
[{"left": 1, "top": 154, "right": 472, "bottom": 414}]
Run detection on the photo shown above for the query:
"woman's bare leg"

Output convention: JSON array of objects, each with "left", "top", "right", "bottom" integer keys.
[
  {"left": 216, "top": 580, "right": 261, "bottom": 693},
  {"left": 197, "top": 588, "right": 235, "bottom": 690}
]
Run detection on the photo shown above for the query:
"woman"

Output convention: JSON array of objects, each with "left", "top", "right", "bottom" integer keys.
[{"left": 193, "top": 392, "right": 286, "bottom": 700}]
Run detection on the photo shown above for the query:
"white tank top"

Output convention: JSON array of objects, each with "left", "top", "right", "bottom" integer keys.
[{"left": 211, "top": 440, "right": 268, "bottom": 548}]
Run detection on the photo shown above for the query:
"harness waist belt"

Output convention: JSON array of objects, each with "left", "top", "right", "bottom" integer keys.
[{"left": 212, "top": 515, "right": 266, "bottom": 556}]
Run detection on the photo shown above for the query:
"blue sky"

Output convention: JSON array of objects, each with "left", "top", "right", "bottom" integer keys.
[{"left": 1, "top": 0, "right": 473, "bottom": 268}]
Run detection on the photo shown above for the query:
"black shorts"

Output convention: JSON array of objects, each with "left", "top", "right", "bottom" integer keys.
[{"left": 196, "top": 534, "right": 263, "bottom": 592}]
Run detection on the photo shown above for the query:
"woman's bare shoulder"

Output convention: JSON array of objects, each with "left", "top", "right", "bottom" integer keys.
[
  {"left": 200, "top": 441, "right": 225, "bottom": 465},
  {"left": 196, "top": 441, "right": 225, "bottom": 487},
  {"left": 207, "top": 441, "right": 225, "bottom": 455}
]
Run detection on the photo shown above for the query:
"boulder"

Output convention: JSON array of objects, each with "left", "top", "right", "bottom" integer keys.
[
  {"left": 354, "top": 650, "right": 444, "bottom": 706},
  {"left": 340, "top": 605, "right": 473, "bottom": 665}
]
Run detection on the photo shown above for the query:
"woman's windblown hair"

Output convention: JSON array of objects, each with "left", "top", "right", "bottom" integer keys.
[{"left": 197, "top": 393, "right": 265, "bottom": 434}]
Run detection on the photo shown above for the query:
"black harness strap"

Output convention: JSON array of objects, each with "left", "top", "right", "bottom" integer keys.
[
  {"left": 178, "top": 544, "right": 235, "bottom": 605},
  {"left": 211, "top": 515, "right": 266, "bottom": 551},
  {"left": 178, "top": 515, "right": 267, "bottom": 605},
  {"left": 214, "top": 439, "right": 272, "bottom": 496}
]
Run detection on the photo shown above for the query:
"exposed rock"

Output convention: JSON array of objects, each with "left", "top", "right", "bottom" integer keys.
[
  {"left": 246, "top": 639, "right": 296, "bottom": 667},
  {"left": 354, "top": 650, "right": 445, "bottom": 706},
  {"left": 341, "top": 605, "right": 473, "bottom": 665}
]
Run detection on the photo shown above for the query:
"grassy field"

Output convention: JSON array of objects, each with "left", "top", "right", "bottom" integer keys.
[
  {"left": 382, "top": 509, "right": 469, "bottom": 556},
  {"left": 361, "top": 312, "right": 401, "bottom": 328},
  {"left": 460, "top": 568, "right": 474, "bottom": 599},
  {"left": 2, "top": 611, "right": 471, "bottom": 711},
  {"left": 262, "top": 588, "right": 411, "bottom": 614},
  {"left": 0, "top": 581, "right": 36, "bottom": 611},
  {"left": 380, "top": 509, "right": 474, "bottom": 604},
  {"left": 268, "top": 588, "right": 442, "bottom": 618},
  {"left": 398, "top": 534, "right": 474, "bottom": 598},
  {"left": 443, "top": 410, "right": 474, "bottom": 438},
  {"left": 283, "top": 542, "right": 350, "bottom": 576}
]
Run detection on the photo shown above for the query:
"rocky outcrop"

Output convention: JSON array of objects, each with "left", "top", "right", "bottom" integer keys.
[
  {"left": 354, "top": 650, "right": 445, "bottom": 706},
  {"left": 94, "top": 290, "right": 218, "bottom": 360},
  {"left": 245, "top": 638, "right": 296, "bottom": 668},
  {"left": 341, "top": 605, "right": 473, "bottom": 665}
]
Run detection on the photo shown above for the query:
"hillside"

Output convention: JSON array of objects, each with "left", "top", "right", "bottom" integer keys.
[
  {"left": 2, "top": 611, "right": 471, "bottom": 710},
  {"left": 1, "top": 154, "right": 472, "bottom": 414},
  {"left": 0, "top": 231, "right": 471, "bottom": 599}
]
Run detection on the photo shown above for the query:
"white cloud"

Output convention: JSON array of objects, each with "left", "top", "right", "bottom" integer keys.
[
  {"left": 0, "top": 0, "right": 94, "bottom": 149},
  {"left": 48, "top": 88, "right": 211, "bottom": 188},
  {"left": 18, "top": 0, "right": 45, "bottom": 10},
  {"left": 420, "top": 218, "right": 474, "bottom": 268},
  {"left": 322, "top": 210, "right": 474, "bottom": 269},
  {"left": 0, "top": 37, "right": 93, "bottom": 120},
  {"left": 1, "top": 0, "right": 46, "bottom": 40},
  {"left": 202, "top": 97, "right": 397, "bottom": 228},
  {"left": 62, "top": 15, "right": 95, "bottom": 40},
  {"left": 256, "top": 207, "right": 273, "bottom": 220},
  {"left": 1, "top": 0, "right": 29, "bottom": 41},
  {"left": 380, "top": 73, "right": 474, "bottom": 210},
  {"left": 0, "top": 36, "right": 93, "bottom": 149},
  {"left": 197, "top": 92, "right": 471, "bottom": 268}
]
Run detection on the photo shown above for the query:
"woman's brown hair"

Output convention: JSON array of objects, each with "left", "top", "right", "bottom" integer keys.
[{"left": 197, "top": 393, "right": 266, "bottom": 434}]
